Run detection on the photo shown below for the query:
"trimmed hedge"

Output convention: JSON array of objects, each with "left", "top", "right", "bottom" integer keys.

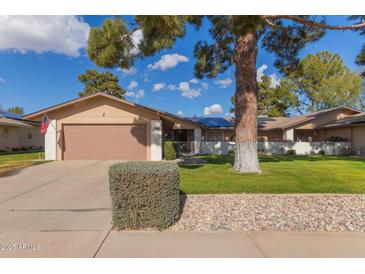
[
  {"left": 164, "top": 141, "right": 177, "bottom": 160},
  {"left": 109, "top": 161, "right": 180, "bottom": 230},
  {"left": 286, "top": 149, "right": 296, "bottom": 155}
]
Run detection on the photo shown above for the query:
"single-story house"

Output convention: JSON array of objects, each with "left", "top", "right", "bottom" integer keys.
[
  {"left": 0, "top": 110, "right": 44, "bottom": 152},
  {"left": 23, "top": 92, "right": 365, "bottom": 160},
  {"left": 188, "top": 106, "right": 364, "bottom": 143},
  {"left": 23, "top": 92, "right": 204, "bottom": 160}
]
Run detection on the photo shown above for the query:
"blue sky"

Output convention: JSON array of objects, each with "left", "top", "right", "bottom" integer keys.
[{"left": 0, "top": 15, "right": 364, "bottom": 117}]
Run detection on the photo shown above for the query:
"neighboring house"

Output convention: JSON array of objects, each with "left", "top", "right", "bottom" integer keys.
[
  {"left": 0, "top": 110, "right": 44, "bottom": 151},
  {"left": 188, "top": 106, "right": 363, "bottom": 143},
  {"left": 23, "top": 92, "right": 365, "bottom": 160}
]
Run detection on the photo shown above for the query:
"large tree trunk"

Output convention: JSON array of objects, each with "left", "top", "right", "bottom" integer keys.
[{"left": 233, "top": 31, "right": 260, "bottom": 173}]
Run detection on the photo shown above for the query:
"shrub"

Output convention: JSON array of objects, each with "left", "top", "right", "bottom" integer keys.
[
  {"left": 109, "top": 161, "right": 180, "bottom": 230},
  {"left": 38, "top": 145, "right": 44, "bottom": 151},
  {"left": 164, "top": 141, "right": 177, "bottom": 160},
  {"left": 11, "top": 147, "right": 19, "bottom": 152},
  {"left": 286, "top": 149, "right": 296, "bottom": 155},
  {"left": 20, "top": 146, "right": 28, "bottom": 151},
  {"left": 318, "top": 150, "right": 325, "bottom": 155},
  {"left": 326, "top": 136, "right": 346, "bottom": 142}
]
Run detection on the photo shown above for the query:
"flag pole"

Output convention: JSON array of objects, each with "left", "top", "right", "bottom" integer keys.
[{"left": 44, "top": 113, "right": 56, "bottom": 130}]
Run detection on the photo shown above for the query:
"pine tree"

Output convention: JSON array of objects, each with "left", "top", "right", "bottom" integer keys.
[
  {"left": 87, "top": 15, "right": 365, "bottom": 173},
  {"left": 78, "top": 69, "right": 125, "bottom": 98},
  {"left": 287, "top": 51, "right": 363, "bottom": 113}
]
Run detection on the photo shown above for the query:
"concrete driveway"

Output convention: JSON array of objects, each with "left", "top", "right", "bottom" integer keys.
[
  {"left": 0, "top": 161, "right": 113, "bottom": 257},
  {"left": 1, "top": 161, "right": 365, "bottom": 258}
]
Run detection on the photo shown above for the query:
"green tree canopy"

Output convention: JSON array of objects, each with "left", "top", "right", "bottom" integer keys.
[
  {"left": 7, "top": 106, "right": 24, "bottom": 115},
  {"left": 286, "top": 51, "right": 363, "bottom": 113},
  {"left": 78, "top": 69, "right": 125, "bottom": 98},
  {"left": 231, "top": 75, "right": 298, "bottom": 117},
  {"left": 257, "top": 75, "right": 299, "bottom": 116}
]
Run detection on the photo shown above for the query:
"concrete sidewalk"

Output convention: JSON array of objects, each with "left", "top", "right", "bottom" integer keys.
[{"left": 1, "top": 230, "right": 365, "bottom": 258}]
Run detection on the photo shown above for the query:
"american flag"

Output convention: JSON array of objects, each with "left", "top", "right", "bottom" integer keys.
[{"left": 40, "top": 113, "right": 50, "bottom": 135}]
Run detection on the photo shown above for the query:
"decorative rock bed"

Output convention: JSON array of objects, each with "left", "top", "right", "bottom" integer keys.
[{"left": 169, "top": 194, "right": 365, "bottom": 232}]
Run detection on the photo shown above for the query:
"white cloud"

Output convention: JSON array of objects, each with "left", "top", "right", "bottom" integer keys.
[
  {"left": 176, "top": 110, "right": 184, "bottom": 116},
  {"left": 178, "top": 82, "right": 201, "bottom": 99},
  {"left": 0, "top": 16, "right": 90, "bottom": 57},
  {"left": 257, "top": 64, "right": 268, "bottom": 82},
  {"left": 204, "top": 104, "right": 223, "bottom": 116},
  {"left": 0, "top": 77, "right": 5, "bottom": 84},
  {"left": 189, "top": 78, "right": 199, "bottom": 84},
  {"left": 130, "top": 29, "right": 143, "bottom": 55},
  {"left": 125, "top": 89, "right": 144, "bottom": 100},
  {"left": 127, "top": 80, "right": 138, "bottom": 90},
  {"left": 136, "top": 89, "right": 144, "bottom": 99},
  {"left": 215, "top": 77, "right": 232, "bottom": 88},
  {"left": 117, "top": 67, "right": 136, "bottom": 76},
  {"left": 148, "top": 54, "right": 189, "bottom": 71},
  {"left": 201, "top": 82, "right": 209, "bottom": 89},
  {"left": 167, "top": 84, "right": 177, "bottom": 91},
  {"left": 181, "top": 89, "right": 201, "bottom": 99},
  {"left": 178, "top": 82, "right": 190, "bottom": 92},
  {"left": 165, "top": 81, "right": 201, "bottom": 99},
  {"left": 152, "top": 82, "right": 166, "bottom": 91},
  {"left": 269, "top": 73, "right": 280, "bottom": 88},
  {"left": 256, "top": 64, "right": 280, "bottom": 88}
]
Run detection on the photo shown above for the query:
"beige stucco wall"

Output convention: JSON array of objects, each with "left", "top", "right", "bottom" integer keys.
[
  {"left": 258, "top": 130, "right": 283, "bottom": 141},
  {"left": 173, "top": 120, "right": 200, "bottom": 130},
  {"left": 201, "top": 129, "right": 283, "bottom": 142},
  {"left": 352, "top": 125, "right": 365, "bottom": 155},
  {"left": 0, "top": 125, "right": 43, "bottom": 151},
  {"left": 321, "top": 127, "right": 352, "bottom": 141},
  {"left": 0, "top": 125, "right": 19, "bottom": 150},
  {"left": 223, "top": 130, "right": 235, "bottom": 141},
  {"left": 294, "top": 129, "right": 323, "bottom": 142},
  {"left": 33, "top": 96, "right": 160, "bottom": 160},
  {"left": 18, "top": 125, "right": 44, "bottom": 148}
]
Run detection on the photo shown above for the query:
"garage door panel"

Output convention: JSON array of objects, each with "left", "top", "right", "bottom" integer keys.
[{"left": 63, "top": 124, "right": 146, "bottom": 160}]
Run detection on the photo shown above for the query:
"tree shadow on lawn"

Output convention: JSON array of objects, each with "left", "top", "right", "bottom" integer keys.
[
  {"left": 179, "top": 154, "right": 365, "bottom": 170},
  {"left": 259, "top": 154, "right": 365, "bottom": 163}
]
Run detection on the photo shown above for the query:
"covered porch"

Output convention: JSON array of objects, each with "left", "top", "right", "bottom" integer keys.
[{"left": 161, "top": 117, "right": 202, "bottom": 156}]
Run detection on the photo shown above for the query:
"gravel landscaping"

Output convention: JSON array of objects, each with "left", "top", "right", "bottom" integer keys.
[{"left": 169, "top": 194, "right": 365, "bottom": 232}]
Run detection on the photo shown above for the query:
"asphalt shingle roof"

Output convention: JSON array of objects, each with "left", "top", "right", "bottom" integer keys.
[
  {"left": 0, "top": 117, "right": 33, "bottom": 128},
  {"left": 320, "top": 112, "right": 365, "bottom": 128}
]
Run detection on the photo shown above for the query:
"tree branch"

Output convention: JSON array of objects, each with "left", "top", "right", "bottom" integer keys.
[
  {"left": 120, "top": 22, "right": 143, "bottom": 41},
  {"left": 262, "top": 18, "right": 291, "bottom": 31},
  {"left": 263, "top": 15, "right": 365, "bottom": 30}
]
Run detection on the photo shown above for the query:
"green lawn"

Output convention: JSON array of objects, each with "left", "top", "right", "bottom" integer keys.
[
  {"left": 0, "top": 152, "right": 45, "bottom": 176},
  {"left": 180, "top": 154, "right": 365, "bottom": 194}
]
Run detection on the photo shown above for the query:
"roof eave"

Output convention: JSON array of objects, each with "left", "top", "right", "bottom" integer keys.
[{"left": 23, "top": 92, "right": 203, "bottom": 129}]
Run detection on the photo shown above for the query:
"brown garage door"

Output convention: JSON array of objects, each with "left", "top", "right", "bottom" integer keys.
[{"left": 62, "top": 124, "right": 146, "bottom": 160}]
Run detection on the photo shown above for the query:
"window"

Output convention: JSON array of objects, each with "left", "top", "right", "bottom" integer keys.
[
  {"left": 164, "top": 131, "right": 173, "bottom": 140},
  {"left": 206, "top": 131, "right": 223, "bottom": 141},
  {"left": 2, "top": 127, "right": 9, "bottom": 139}
]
